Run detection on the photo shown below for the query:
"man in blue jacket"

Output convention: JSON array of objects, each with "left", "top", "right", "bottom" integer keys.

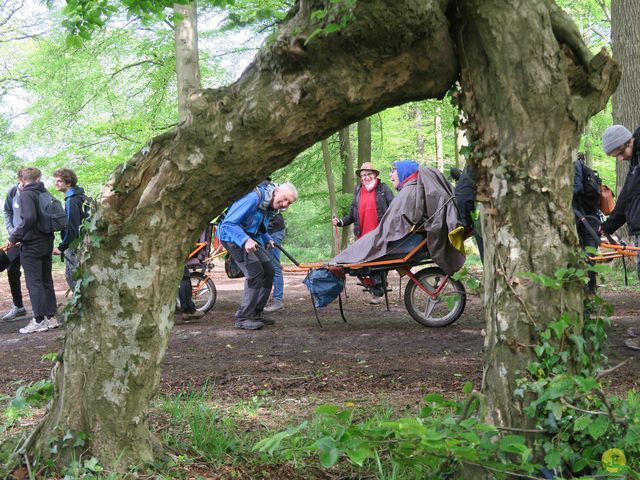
[
  {"left": 217, "top": 182, "right": 298, "bottom": 330},
  {"left": 52, "top": 168, "right": 88, "bottom": 291}
]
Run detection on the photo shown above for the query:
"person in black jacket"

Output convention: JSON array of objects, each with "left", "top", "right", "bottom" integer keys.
[
  {"left": 333, "top": 162, "right": 394, "bottom": 304},
  {"left": 599, "top": 125, "right": 640, "bottom": 350},
  {"left": 52, "top": 168, "right": 88, "bottom": 291},
  {"left": 450, "top": 166, "right": 484, "bottom": 263},
  {"left": 572, "top": 153, "right": 602, "bottom": 293},
  {"left": 8, "top": 167, "right": 58, "bottom": 334},
  {"left": 1, "top": 169, "right": 27, "bottom": 321}
]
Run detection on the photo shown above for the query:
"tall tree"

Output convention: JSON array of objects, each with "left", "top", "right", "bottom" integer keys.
[
  {"left": 611, "top": 0, "right": 640, "bottom": 205},
  {"left": 174, "top": 1, "right": 202, "bottom": 122},
  {"left": 322, "top": 138, "right": 339, "bottom": 256},
  {"left": 414, "top": 106, "right": 425, "bottom": 160},
  {"left": 339, "top": 126, "right": 354, "bottom": 248},
  {"left": 10, "top": 0, "right": 617, "bottom": 474},
  {"left": 357, "top": 118, "right": 371, "bottom": 168},
  {"left": 434, "top": 105, "right": 443, "bottom": 170}
]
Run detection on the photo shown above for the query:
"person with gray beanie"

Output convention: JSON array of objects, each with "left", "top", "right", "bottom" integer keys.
[{"left": 599, "top": 124, "right": 640, "bottom": 350}]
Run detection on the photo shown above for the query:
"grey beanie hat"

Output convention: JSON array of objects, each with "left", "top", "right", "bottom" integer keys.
[{"left": 602, "top": 125, "right": 633, "bottom": 154}]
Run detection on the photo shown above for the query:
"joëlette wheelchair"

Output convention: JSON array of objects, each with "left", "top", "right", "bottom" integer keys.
[{"left": 281, "top": 230, "right": 467, "bottom": 328}]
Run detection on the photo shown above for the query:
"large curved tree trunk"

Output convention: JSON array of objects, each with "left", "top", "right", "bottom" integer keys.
[
  {"left": 453, "top": 0, "right": 617, "bottom": 436},
  {"left": 16, "top": 0, "right": 459, "bottom": 470}
]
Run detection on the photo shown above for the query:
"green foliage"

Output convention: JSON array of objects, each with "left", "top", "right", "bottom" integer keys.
[
  {"left": 0, "top": 379, "right": 54, "bottom": 434},
  {"left": 255, "top": 388, "right": 540, "bottom": 478},
  {"left": 255, "top": 267, "right": 640, "bottom": 478},
  {"left": 160, "top": 387, "right": 239, "bottom": 463},
  {"left": 306, "top": 0, "right": 357, "bottom": 45}
]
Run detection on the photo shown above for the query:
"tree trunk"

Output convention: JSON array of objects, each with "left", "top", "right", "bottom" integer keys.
[
  {"left": 585, "top": 118, "right": 593, "bottom": 167},
  {"left": 453, "top": 0, "right": 617, "bottom": 445},
  {"left": 415, "top": 106, "right": 425, "bottom": 160},
  {"left": 455, "top": 114, "right": 468, "bottom": 168},
  {"left": 434, "top": 105, "right": 443, "bottom": 170},
  {"left": 323, "top": 139, "right": 339, "bottom": 256},
  {"left": 611, "top": 0, "right": 640, "bottom": 241},
  {"left": 357, "top": 117, "right": 371, "bottom": 168},
  {"left": 174, "top": 1, "right": 201, "bottom": 124},
  {"left": 339, "top": 126, "right": 355, "bottom": 248},
  {"left": 18, "top": 0, "right": 460, "bottom": 470}
]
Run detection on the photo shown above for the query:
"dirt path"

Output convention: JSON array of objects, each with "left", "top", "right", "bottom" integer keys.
[{"left": 0, "top": 268, "right": 638, "bottom": 403}]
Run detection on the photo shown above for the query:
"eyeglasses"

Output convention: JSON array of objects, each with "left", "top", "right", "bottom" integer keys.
[
  {"left": 360, "top": 172, "right": 375, "bottom": 178},
  {"left": 609, "top": 141, "right": 630, "bottom": 157}
]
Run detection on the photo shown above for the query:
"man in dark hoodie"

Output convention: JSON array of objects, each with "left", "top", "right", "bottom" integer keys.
[
  {"left": 8, "top": 167, "right": 58, "bottom": 334},
  {"left": 599, "top": 125, "right": 640, "bottom": 350},
  {"left": 52, "top": 168, "right": 88, "bottom": 291},
  {"left": 1, "top": 168, "right": 27, "bottom": 321}
]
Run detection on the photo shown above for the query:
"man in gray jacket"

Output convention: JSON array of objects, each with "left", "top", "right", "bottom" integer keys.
[{"left": 2, "top": 168, "right": 27, "bottom": 320}]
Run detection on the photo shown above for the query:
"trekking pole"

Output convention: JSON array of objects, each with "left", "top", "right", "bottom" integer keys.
[{"left": 273, "top": 243, "right": 300, "bottom": 267}]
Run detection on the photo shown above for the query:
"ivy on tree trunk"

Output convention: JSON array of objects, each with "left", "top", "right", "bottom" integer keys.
[{"left": 11, "top": 0, "right": 618, "bottom": 474}]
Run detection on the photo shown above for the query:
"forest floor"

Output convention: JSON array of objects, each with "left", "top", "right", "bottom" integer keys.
[
  {"left": 0, "top": 265, "right": 638, "bottom": 402},
  {"left": 1, "top": 265, "right": 639, "bottom": 478}
]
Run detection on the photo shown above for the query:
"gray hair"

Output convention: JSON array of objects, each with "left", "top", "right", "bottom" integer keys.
[{"left": 278, "top": 182, "right": 298, "bottom": 200}]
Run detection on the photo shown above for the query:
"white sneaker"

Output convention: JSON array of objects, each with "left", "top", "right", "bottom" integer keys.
[
  {"left": 264, "top": 299, "right": 284, "bottom": 313},
  {"left": 44, "top": 316, "right": 60, "bottom": 329},
  {"left": 369, "top": 295, "right": 384, "bottom": 305},
  {"left": 19, "top": 318, "right": 49, "bottom": 334},
  {"left": 2, "top": 305, "right": 26, "bottom": 321}
]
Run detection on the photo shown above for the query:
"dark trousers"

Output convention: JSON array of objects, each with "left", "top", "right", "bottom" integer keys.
[
  {"left": 8, "top": 256, "right": 23, "bottom": 308},
  {"left": 222, "top": 240, "right": 274, "bottom": 321},
  {"left": 178, "top": 265, "right": 196, "bottom": 313},
  {"left": 577, "top": 217, "right": 600, "bottom": 293},
  {"left": 20, "top": 238, "right": 56, "bottom": 319}
]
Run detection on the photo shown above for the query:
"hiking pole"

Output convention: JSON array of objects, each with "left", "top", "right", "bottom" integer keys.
[{"left": 273, "top": 243, "right": 300, "bottom": 267}]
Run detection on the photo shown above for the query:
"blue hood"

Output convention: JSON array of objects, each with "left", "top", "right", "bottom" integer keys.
[{"left": 393, "top": 160, "right": 419, "bottom": 189}]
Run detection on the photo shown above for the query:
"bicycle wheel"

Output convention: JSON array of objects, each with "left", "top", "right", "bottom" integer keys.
[
  {"left": 404, "top": 267, "right": 466, "bottom": 327},
  {"left": 190, "top": 271, "right": 217, "bottom": 313}
]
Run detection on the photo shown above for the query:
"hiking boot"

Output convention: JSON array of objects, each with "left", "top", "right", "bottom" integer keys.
[
  {"left": 3, "top": 305, "right": 26, "bottom": 321},
  {"left": 256, "top": 315, "right": 276, "bottom": 326},
  {"left": 235, "top": 319, "right": 264, "bottom": 330},
  {"left": 44, "top": 316, "right": 60, "bottom": 329},
  {"left": 264, "top": 299, "right": 284, "bottom": 313},
  {"left": 624, "top": 338, "right": 640, "bottom": 351},
  {"left": 369, "top": 295, "right": 384, "bottom": 305},
  {"left": 181, "top": 310, "right": 205, "bottom": 321},
  {"left": 19, "top": 318, "right": 49, "bottom": 334},
  {"left": 627, "top": 327, "right": 640, "bottom": 338}
]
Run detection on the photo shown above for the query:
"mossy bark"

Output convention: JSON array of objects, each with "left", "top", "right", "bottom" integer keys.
[
  {"left": 453, "top": 0, "right": 618, "bottom": 440},
  {"left": 15, "top": 0, "right": 458, "bottom": 471}
]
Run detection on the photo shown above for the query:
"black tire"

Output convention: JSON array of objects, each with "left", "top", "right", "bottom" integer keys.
[
  {"left": 404, "top": 267, "right": 466, "bottom": 327},
  {"left": 190, "top": 272, "right": 217, "bottom": 313}
]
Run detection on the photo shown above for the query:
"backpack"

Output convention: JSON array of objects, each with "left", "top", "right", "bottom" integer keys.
[
  {"left": 577, "top": 161, "right": 602, "bottom": 214},
  {"left": 37, "top": 191, "right": 68, "bottom": 234},
  {"left": 71, "top": 192, "right": 92, "bottom": 221}
]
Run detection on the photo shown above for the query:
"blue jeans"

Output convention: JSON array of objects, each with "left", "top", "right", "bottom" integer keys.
[{"left": 269, "top": 229, "right": 285, "bottom": 301}]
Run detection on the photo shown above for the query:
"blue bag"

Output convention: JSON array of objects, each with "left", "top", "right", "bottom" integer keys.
[{"left": 303, "top": 268, "right": 345, "bottom": 308}]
